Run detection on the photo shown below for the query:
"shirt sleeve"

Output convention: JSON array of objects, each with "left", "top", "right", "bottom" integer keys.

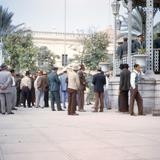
[{"left": 130, "top": 72, "right": 136, "bottom": 89}]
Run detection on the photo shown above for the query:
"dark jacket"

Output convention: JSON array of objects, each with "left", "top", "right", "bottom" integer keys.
[
  {"left": 119, "top": 68, "right": 131, "bottom": 91},
  {"left": 48, "top": 71, "right": 60, "bottom": 91},
  {"left": 37, "top": 75, "right": 48, "bottom": 91},
  {"left": 92, "top": 72, "right": 106, "bottom": 92}
]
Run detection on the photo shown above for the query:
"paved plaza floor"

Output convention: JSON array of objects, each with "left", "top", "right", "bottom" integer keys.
[{"left": 0, "top": 106, "right": 160, "bottom": 160}]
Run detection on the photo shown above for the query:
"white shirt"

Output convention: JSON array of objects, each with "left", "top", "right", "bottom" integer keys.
[
  {"left": 104, "top": 76, "right": 109, "bottom": 90},
  {"left": 20, "top": 76, "right": 31, "bottom": 90},
  {"left": 130, "top": 69, "right": 144, "bottom": 89},
  {"left": 11, "top": 76, "right": 16, "bottom": 86}
]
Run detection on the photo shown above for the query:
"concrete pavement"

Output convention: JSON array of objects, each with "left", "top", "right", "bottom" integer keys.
[{"left": 0, "top": 106, "right": 160, "bottom": 160}]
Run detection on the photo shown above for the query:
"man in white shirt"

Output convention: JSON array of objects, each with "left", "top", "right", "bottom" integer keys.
[
  {"left": 130, "top": 64, "right": 143, "bottom": 116},
  {"left": 20, "top": 71, "right": 32, "bottom": 107}
]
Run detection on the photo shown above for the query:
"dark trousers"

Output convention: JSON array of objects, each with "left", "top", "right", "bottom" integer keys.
[
  {"left": 68, "top": 88, "right": 77, "bottom": 114},
  {"left": 77, "top": 90, "right": 84, "bottom": 111},
  {"left": 44, "top": 90, "right": 49, "bottom": 107},
  {"left": 130, "top": 87, "right": 143, "bottom": 115},
  {"left": 50, "top": 91, "right": 61, "bottom": 110},
  {"left": 21, "top": 87, "right": 31, "bottom": 107},
  {"left": 119, "top": 90, "right": 129, "bottom": 112},
  {"left": 16, "top": 89, "right": 21, "bottom": 107},
  {"left": 94, "top": 92, "right": 104, "bottom": 112}
]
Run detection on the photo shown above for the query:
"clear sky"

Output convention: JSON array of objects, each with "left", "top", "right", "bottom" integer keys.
[
  {"left": 0, "top": 0, "right": 159, "bottom": 33},
  {"left": 0, "top": 0, "right": 116, "bottom": 33}
]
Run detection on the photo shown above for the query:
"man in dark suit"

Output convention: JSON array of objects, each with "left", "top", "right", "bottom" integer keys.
[
  {"left": 119, "top": 64, "right": 131, "bottom": 112},
  {"left": 92, "top": 67, "right": 106, "bottom": 112},
  {"left": 48, "top": 66, "right": 63, "bottom": 111}
]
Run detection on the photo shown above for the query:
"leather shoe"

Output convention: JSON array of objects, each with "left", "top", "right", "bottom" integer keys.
[
  {"left": 130, "top": 113, "right": 136, "bottom": 116},
  {"left": 92, "top": 110, "right": 98, "bottom": 112},
  {"left": 58, "top": 108, "right": 64, "bottom": 111},
  {"left": 8, "top": 112, "right": 14, "bottom": 114}
]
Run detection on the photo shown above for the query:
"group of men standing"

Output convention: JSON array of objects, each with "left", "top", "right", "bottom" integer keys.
[
  {"left": 0, "top": 61, "right": 144, "bottom": 116},
  {"left": 119, "top": 63, "right": 144, "bottom": 116}
]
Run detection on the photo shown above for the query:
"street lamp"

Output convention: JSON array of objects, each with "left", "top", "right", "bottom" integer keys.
[{"left": 111, "top": 0, "right": 120, "bottom": 76}]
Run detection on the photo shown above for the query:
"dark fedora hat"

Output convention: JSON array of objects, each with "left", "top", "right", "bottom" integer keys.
[
  {"left": 0, "top": 63, "right": 8, "bottom": 70},
  {"left": 52, "top": 65, "right": 58, "bottom": 70}
]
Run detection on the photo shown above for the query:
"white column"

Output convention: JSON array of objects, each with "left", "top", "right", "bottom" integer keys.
[
  {"left": 127, "top": 0, "right": 132, "bottom": 66},
  {"left": 146, "top": 0, "right": 154, "bottom": 72}
]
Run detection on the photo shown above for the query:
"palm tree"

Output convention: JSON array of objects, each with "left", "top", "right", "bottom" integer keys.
[
  {"left": 0, "top": 5, "right": 28, "bottom": 64},
  {"left": 0, "top": 6, "right": 14, "bottom": 37}
]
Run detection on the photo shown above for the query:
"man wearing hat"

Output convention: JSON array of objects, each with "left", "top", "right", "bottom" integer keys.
[
  {"left": 92, "top": 67, "right": 106, "bottom": 112},
  {"left": 0, "top": 63, "right": 14, "bottom": 114},
  {"left": 67, "top": 65, "right": 80, "bottom": 115},
  {"left": 119, "top": 63, "right": 130, "bottom": 112},
  {"left": 48, "top": 65, "right": 63, "bottom": 111}
]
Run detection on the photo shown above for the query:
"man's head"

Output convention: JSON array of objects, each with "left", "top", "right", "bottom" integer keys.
[
  {"left": 10, "top": 69, "right": 15, "bottom": 76},
  {"left": 0, "top": 63, "right": 8, "bottom": 71},
  {"left": 25, "top": 71, "right": 30, "bottom": 76},
  {"left": 52, "top": 65, "right": 58, "bottom": 72},
  {"left": 37, "top": 70, "right": 43, "bottom": 76},
  {"left": 123, "top": 37, "right": 128, "bottom": 42},
  {"left": 123, "top": 63, "right": 129, "bottom": 69},
  {"left": 72, "top": 65, "right": 79, "bottom": 72},
  {"left": 80, "top": 64, "right": 85, "bottom": 71},
  {"left": 97, "top": 66, "right": 102, "bottom": 72},
  {"left": 134, "top": 64, "right": 141, "bottom": 72},
  {"left": 138, "top": 34, "right": 144, "bottom": 41},
  {"left": 119, "top": 64, "right": 124, "bottom": 70}
]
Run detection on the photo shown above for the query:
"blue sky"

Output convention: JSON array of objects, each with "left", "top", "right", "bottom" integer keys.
[{"left": 1, "top": 0, "right": 160, "bottom": 33}]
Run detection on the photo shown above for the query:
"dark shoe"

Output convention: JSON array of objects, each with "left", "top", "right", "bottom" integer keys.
[
  {"left": 99, "top": 110, "right": 103, "bottom": 112},
  {"left": 138, "top": 113, "right": 146, "bottom": 116},
  {"left": 52, "top": 109, "right": 56, "bottom": 111},
  {"left": 2, "top": 113, "right": 5, "bottom": 115},
  {"left": 12, "top": 107, "right": 17, "bottom": 110},
  {"left": 8, "top": 112, "right": 14, "bottom": 114},
  {"left": 58, "top": 108, "right": 64, "bottom": 111},
  {"left": 78, "top": 109, "right": 86, "bottom": 112},
  {"left": 92, "top": 110, "right": 98, "bottom": 112},
  {"left": 130, "top": 113, "right": 136, "bottom": 116},
  {"left": 72, "top": 113, "right": 79, "bottom": 116}
]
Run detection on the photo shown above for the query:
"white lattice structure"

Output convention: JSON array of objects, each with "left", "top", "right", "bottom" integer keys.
[{"left": 146, "top": 0, "right": 154, "bottom": 71}]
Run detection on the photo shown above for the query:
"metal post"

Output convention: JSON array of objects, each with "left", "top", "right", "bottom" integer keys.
[
  {"left": 63, "top": 0, "right": 67, "bottom": 66},
  {"left": 113, "top": 14, "right": 117, "bottom": 77},
  {"left": 146, "top": 0, "right": 154, "bottom": 72},
  {"left": 127, "top": 0, "right": 132, "bottom": 67}
]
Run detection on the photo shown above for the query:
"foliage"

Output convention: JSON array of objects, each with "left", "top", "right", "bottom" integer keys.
[
  {"left": 138, "top": 48, "right": 146, "bottom": 55},
  {"left": 82, "top": 31, "right": 110, "bottom": 70},
  {"left": 4, "top": 32, "right": 37, "bottom": 71},
  {"left": 36, "top": 46, "right": 59, "bottom": 72}
]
